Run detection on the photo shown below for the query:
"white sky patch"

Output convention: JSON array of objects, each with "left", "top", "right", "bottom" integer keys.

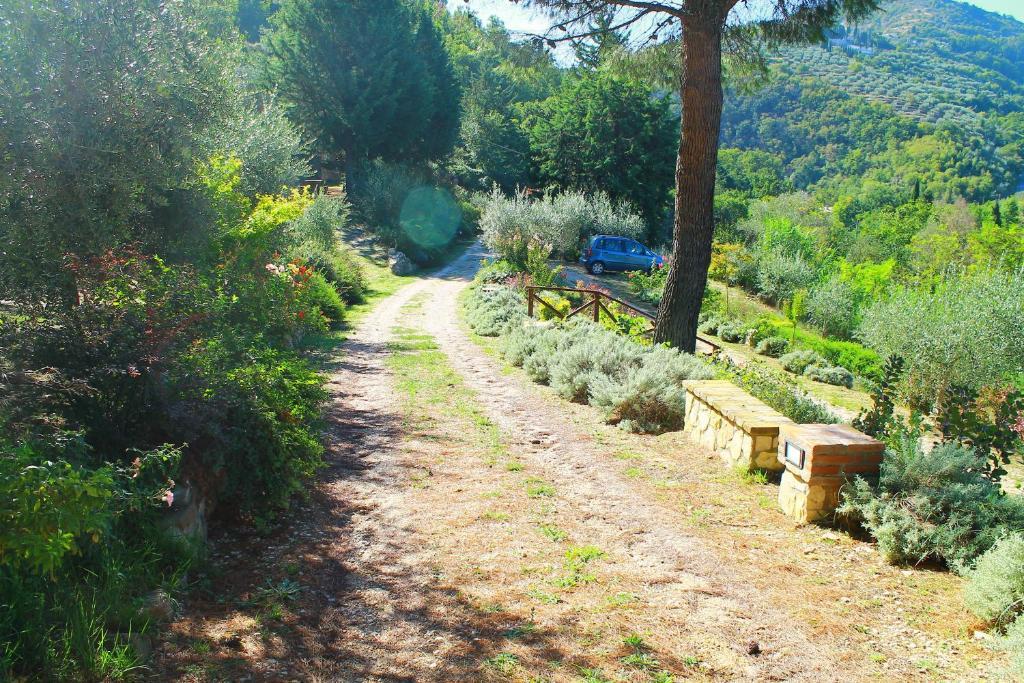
[
  {"left": 451, "top": 0, "right": 1023, "bottom": 34},
  {"left": 451, "top": 0, "right": 556, "bottom": 36}
]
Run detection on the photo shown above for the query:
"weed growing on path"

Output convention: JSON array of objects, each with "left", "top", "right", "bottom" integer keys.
[{"left": 538, "top": 524, "right": 568, "bottom": 542}]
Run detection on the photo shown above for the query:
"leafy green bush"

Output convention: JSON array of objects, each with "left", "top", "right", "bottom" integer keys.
[
  {"left": 804, "top": 363, "right": 855, "bottom": 388},
  {"left": 719, "top": 359, "right": 839, "bottom": 424},
  {"left": 754, "top": 248, "right": 817, "bottom": 305},
  {"left": 755, "top": 336, "right": 790, "bottom": 357},
  {"left": 964, "top": 534, "right": 1024, "bottom": 627},
  {"left": 287, "top": 193, "right": 350, "bottom": 251},
  {"left": 323, "top": 247, "right": 368, "bottom": 304},
  {"left": 464, "top": 285, "right": 525, "bottom": 337},
  {"left": 718, "top": 320, "right": 747, "bottom": 343},
  {"left": 838, "top": 440, "right": 1024, "bottom": 569},
  {"left": 858, "top": 270, "right": 1024, "bottom": 406},
  {"left": 300, "top": 272, "right": 345, "bottom": 327},
  {"left": 476, "top": 259, "right": 519, "bottom": 284},
  {"left": 179, "top": 342, "right": 327, "bottom": 518},
  {"left": 626, "top": 265, "right": 668, "bottom": 305},
  {"left": 0, "top": 440, "right": 185, "bottom": 679},
  {"left": 1, "top": 443, "right": 116, "bottom": 576},
  {"left": 349, "top": 160, "right": 428, "bottom": 238}
]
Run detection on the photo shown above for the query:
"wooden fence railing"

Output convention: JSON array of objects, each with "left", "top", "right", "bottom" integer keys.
[{"left": 525, "top": 285, "right": 720, "bottom": 353}]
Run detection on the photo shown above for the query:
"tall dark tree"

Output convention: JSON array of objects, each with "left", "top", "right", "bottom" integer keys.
[
  {"left": 524, "top": 70, "right": 676, "bottom": 228},
  {"left": 525, "top": 0, "right": 881, "bottom": 352},
  {"left": 262, "top": 0, "right": 459, "bottom": 172},
  {"left": 438, "top": 11, "right": 560, "bottom": 190},
  {"left": 993, "top": 200, "right": 1003, "bottom": 226}
]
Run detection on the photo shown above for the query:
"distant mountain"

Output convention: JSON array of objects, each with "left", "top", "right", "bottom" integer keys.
[{"left": 720, "top": 0, "right": 1024, "bottom": 201}]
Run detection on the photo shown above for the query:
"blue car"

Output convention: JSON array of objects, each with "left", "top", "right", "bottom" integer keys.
[{"left": 580, "top": 235, "right": 663, "bottom": 275}]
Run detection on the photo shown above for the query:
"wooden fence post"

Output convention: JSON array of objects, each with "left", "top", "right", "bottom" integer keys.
[
  {"left": 527, "top": 287, "right": 534, "bottom": 318},
  {"left": 592, "top": 292, "right": 600, "bottom": 322}
]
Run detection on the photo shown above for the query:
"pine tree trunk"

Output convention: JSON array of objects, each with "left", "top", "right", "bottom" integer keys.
[{"left": 653, "top": 17, "right": 724, "bottom": 353}]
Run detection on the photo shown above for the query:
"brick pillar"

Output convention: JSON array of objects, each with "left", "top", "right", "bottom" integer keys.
[{"left": 776, "top": 423, "right": 884, "bottom": 524}]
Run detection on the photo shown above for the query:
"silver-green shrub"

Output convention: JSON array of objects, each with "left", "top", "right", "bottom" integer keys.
[
  {"left": 464, "top": 285, "right": 525, "bottom": 337},
  {"left": 590, "top": 363, "right": 688, "bottom": 434},
  {"left": 698, "top": 315, "right": 723, "bottom": 335},
  {"left": 718, "top": 320, "right": 747, "bottom": 343},
  {"left": 803, "top": 363, "right": 854, "bottom": 388},
  {"left": 549, "top": 332, "right": 642, "bottom": 403},
  {"left": 491, "top": 315, "right": 712, "bottom": 433},
  {"left": 806, "top": 277, "right": 858, "bottom": 339},
  {"left": 780, "top": 349, "right": 825, "bottom": 374},
  {"left": 964, "top": 534, "right": 1024, "bottom": 627},
  {"left": 643, "top": 345, "right": 717, "bottom": 385},
  {"left": 754, "top": 248, "right": 817, "bottom": 304},
  {"left": 204, "top": 96, "right": 311, "bottom": 198},
  {"left": 479, "top": 188, "right": 644, "bottom": 262},
  {"left": 999, "top": 615, "right": 1024, "bottom": 677},
  {"left": 838, "top": 439, "right": 1024, "bottom": 569},
  {"left": 754, "top": 335, "right": 790, "bottom": 358}
]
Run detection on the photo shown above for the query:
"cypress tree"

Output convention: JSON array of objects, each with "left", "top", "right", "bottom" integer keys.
[{"left": 262, "top": 0, "right": 458, "bottom": 171}]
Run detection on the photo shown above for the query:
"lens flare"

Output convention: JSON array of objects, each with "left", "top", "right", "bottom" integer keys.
[{"left": 399, "top": 186, "right": 461, "bottom": 249}]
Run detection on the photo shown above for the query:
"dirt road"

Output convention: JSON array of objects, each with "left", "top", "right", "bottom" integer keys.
[{"left": 155, "top": 245, "right": 995, "bottom": 682}]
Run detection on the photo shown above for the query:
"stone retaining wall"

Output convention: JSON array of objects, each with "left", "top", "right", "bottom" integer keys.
[{"left": 683, "top": 380, "right": 793, "bottom": 471}]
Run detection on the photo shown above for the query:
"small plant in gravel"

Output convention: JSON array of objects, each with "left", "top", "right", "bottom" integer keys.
[
  {"left": 526, "top": 479, "right": 555, "bottom": 498},
  {"left": 538, "top": 524, "right": 568, "bottom": 542},
  {"left": 556, "top": 545, "right": 605, "bottom": 588},
  {"left": 484, "top": 652, "right": 520, "bottom": 674}
]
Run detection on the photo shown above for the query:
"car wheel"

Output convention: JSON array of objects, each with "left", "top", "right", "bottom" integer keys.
[{"left": 589, "top": 261, "right": 605, "bottom": 275}]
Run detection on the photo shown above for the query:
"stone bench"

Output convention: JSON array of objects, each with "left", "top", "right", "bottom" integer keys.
[{"left": 683, "top": 380, "right": 793, "bottom": 471}]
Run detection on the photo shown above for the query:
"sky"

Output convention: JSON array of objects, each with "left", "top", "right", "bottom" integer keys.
[{"left": 454, "top": 0, "right": 1024, "bottom": 35}]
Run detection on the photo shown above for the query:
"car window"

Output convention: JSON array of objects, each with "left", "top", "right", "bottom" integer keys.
[
  {"left": 628, "top": 242, "right": 644, "bottom": 254},
  {"left": 595, "top": 238, "right": 605, "bottom": 250},
  {"left": 605, "top": 239, "right": 624, "bottom": 252}
]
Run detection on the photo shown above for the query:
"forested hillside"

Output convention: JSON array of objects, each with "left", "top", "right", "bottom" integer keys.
[{"left": 721, "top": 0, "right": 1024, "bottom": 202}]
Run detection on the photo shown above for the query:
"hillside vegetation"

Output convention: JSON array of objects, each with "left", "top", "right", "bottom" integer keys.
[{"left": 721, "top": 0, "right": 1024, "bottom": 202}]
